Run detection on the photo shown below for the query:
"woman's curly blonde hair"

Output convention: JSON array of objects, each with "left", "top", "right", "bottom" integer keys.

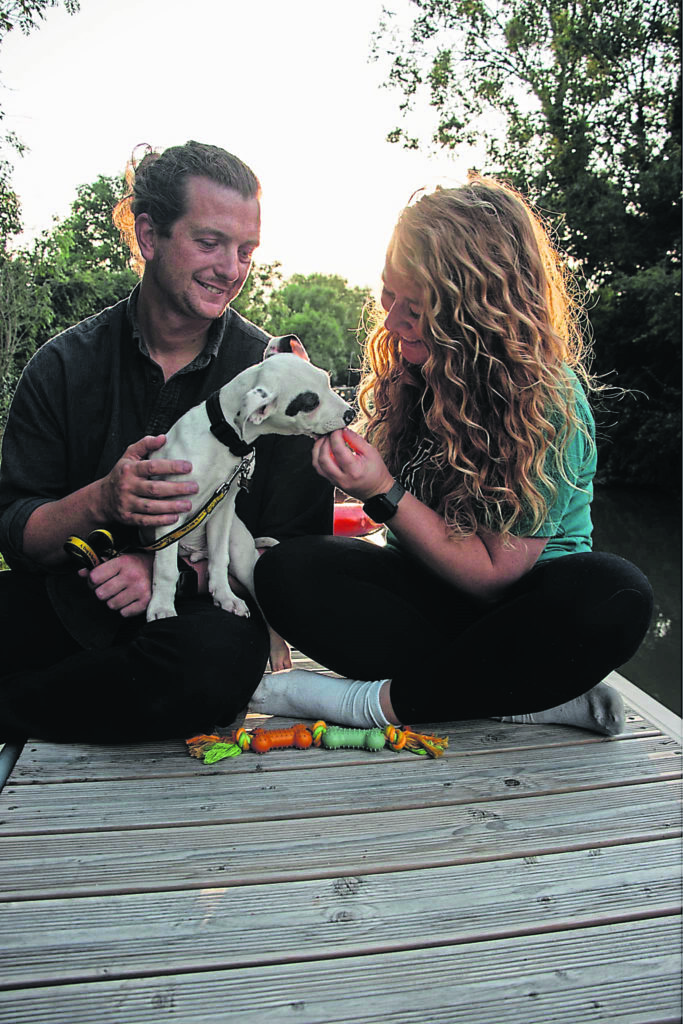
[{"left": 357, "top": 175, "right": 596, "bottom": 539}]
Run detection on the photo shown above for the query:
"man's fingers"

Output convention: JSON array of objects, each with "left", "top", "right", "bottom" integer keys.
[
  {"left": 142, "top": 477, "right": 198, "bottom": 500},
  {"left": 139, "top": 458, "right": 193, "bottom": 479},
  {"left": 125, "top": 434, "right": 167, "bottom": 460}
]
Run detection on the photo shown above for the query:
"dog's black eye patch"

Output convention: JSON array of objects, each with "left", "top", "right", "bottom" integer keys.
[{"left": 285, "top": 391, "right": 320, "bottom": 417}]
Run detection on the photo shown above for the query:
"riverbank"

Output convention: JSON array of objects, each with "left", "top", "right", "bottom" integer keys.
[{"left": 592, "top": 485, "right": 681, "bottom": 716}]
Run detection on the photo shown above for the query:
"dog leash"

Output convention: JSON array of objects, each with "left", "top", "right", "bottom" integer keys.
[{"left": 64, "top": 449, "right": 255, "bottom": 569}]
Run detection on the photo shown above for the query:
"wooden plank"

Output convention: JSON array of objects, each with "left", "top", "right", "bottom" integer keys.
[
  {"left": 1, "top": 734, "right": 679, "bottom": 836},
  {"left": 0, "top": 917, "right": 679, "bottom": 1023},
  {"left": 8, "top": 709, "right": 662, "bottom": 785},
  {"left": 1, "top": 781, "right": 680, "bottom": 900},
  {"left": 1, "top": 839, "right": 680, "bottom": 988}
]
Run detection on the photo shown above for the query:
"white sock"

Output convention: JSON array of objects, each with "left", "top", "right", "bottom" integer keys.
[
  {"left": 494, "top": 681, "right": 625, "bottom": 736},
  {"left": 248, "top": 669, "right": 391, "bottom": 728}
]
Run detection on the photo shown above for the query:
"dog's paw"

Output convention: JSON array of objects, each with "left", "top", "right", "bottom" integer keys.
[
  {"left": 218, "top": 597, "right": 250, "bottom": 618},
  {"left": 146, "top": 602, "right": 177, "bottom": 622},
  {"left": 210, "top": 587, "right": 250, "bottom": 618},
  {"left": 253, "top": 536, "right": 279, "bottom": 550}
]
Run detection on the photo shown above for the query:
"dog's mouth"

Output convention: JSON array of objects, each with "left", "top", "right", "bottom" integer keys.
[{"left": 305, "top": 428, "right": 342, "bottom": 439}]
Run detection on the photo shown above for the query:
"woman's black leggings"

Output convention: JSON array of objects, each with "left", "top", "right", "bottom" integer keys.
[{"left": 254, "top": 537, "right": 654, "bottom": 724}]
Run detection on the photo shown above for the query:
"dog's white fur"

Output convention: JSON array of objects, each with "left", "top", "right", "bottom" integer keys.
[{"left": 144, "top": 337, "right": 352, "bottom": 658}]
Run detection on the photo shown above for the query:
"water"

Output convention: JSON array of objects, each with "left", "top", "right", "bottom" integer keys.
[{"left": 591, "top": 486, "right": 681, "bottom": 716}]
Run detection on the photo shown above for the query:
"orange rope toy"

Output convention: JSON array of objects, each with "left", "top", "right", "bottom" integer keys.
[{"left": 187, "top": 722, "right": 448, "bottom": 764}]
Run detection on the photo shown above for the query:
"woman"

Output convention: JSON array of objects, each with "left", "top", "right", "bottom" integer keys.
[{"left": 251, "top": 176, "right": 653, "bottom": 735}]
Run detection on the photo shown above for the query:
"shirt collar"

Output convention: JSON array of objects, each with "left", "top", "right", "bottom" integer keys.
[{"left": 126, "top": 284, "right": 230, "bottom": 372}]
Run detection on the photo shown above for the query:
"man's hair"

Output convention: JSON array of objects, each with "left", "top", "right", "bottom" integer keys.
[{"left": 113, "top": 140, "right": 261, "bottom": 275}]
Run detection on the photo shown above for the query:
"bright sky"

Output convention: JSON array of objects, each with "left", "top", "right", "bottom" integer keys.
[{"left": 1, "top": 0, "right": 482, "bottom": 292}]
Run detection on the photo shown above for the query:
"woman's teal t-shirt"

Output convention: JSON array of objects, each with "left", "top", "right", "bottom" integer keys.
[
  {"left": 518, "top": 374, "right": 597, "bottom": 561},
  {"left": 387, "top": 368, "right": 597, "bottom": 562}
]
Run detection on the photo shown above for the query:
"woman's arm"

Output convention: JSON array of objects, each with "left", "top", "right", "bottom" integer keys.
[{"left": 313, "top": 428, "right": 546, "bottom": 600}]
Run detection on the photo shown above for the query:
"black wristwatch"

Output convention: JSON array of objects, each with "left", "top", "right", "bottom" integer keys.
[{"left": 363, "top": 480, "right": 406, "bottom": 524}]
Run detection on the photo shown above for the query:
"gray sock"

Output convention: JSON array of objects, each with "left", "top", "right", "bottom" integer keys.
[
  {"left": 249, "top": 668, "right": 391, "bottom": 728},
  {"left": 494, "top": 682, "right": 625, "bottom": 736}
]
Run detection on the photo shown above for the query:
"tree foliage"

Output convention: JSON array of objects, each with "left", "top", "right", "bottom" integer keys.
[
  {"left": 23, "top": 173, "right": 137, "bottom": 341},
  {"left": 45, "top": 174, "right": 134, "bottom": 273},
  {"left": 372, "top": 0, "right": 681, "bottom": 491},
  {"left": 269, "top": 274, "right": 370, "bottom": 387},
  {"left": 0, "top": 0, "right": 80, "bottom": 246},
  {"left": 0, "top": 170, "right": 135, "bottom": 434},
  {"left": 235, "top": 269, "right": 370, "bottom": 387},
  {"left": 0, "top": 0, "right": 79, "bottom": 39},
  {"left": 0, "top": 252, "right": 51, "bottom": 424}
]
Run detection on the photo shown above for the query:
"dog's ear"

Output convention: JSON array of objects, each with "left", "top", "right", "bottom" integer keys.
[
  {"left": 263, "top": 334, "right": 310, "bottom": 362},
  {"left": 237, "top": 385, "right": 277, "bottom": 427}
]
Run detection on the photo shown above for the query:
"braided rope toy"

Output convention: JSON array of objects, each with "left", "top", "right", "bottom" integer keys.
[{"left": 187, "top": 721, "right": 448, "bottom": 764}]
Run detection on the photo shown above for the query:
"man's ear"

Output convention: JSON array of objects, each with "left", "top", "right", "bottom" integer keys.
[
  {"left": 237, "top": 385, "right": 278, "bottom": 426},
  {"left": 264, "top": 334, "right": 310, "bottom": 362},
  {"left": 135, "top": 213, "right": 157, "bottom": 262}
]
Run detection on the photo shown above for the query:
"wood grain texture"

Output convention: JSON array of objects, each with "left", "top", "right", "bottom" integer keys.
[{"left": 0, "top": 666, "right": 680, "bottom": 1023}]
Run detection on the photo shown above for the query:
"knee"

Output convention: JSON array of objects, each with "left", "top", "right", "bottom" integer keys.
[
  {"left": 254, "top": 536, "right": 323, "bottom": 613},
  {"left": 575, "top": 555, "right": 654, "bottom": 666},
  {"left": 254, "top": 543, "right": 292, "bottom": 618}
]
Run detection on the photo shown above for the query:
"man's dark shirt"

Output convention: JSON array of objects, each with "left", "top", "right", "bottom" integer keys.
[{"left": 0, "top": 286, "right": 332, "bottom": 646}]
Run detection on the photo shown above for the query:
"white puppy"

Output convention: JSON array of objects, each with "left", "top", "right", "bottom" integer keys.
[{"left": 144, "top": 336, "right": 353, "bottom": 663}]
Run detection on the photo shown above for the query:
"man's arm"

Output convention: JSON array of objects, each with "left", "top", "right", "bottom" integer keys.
[{"left": 22, "top": 435, "right": 199, "bottom": 569}]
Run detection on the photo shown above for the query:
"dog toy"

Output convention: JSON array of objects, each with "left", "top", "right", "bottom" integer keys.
[
  {"left": 313, "top": 723, "right": 387, "bottom": 751},
  {"left": 186, "top": 722, "right": 448, "bottom": 764},
  {"left": 342, "top": 429, "right": 361, "bottom": 453},
  {"left": 250, "top": 723, "right": 314, "bottom": 753}
]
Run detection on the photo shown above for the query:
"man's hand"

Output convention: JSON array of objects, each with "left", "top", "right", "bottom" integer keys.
[
  {"left": 99, "top": 435, "right": 199, "bottom": 528},
  {"left": 23, "top": 435, "right": 199, "bottom": 568},
  {"left": 80, "top": 551, "right": 155, "bottom": 618}
]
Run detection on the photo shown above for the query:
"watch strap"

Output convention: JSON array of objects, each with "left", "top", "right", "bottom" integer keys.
[{"left": 362, "top": 480, "right": 406, "bottom": 523}]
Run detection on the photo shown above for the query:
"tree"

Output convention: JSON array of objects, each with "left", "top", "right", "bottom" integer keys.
[
  {"left": 235, "top": 269, "right": 371, "bottom": 387},
  {"left": 264, "top": 273, "right": 371, "bottom": 387},
  {"left": 231, "top": 260, "right": 285, "bottom": 327},
  {"left": 46, "top": 174, "right": 133, "bottom": 273},
  {"left": 0, "top": 0, "right": 79, "bottom": 37},
  {"left": 372, "top": 0, "right": 681, "bottom": 491},
  {"left": 24, "top": 173, "right": 138, "bottom": 338},
  {"left": 1, "top": 0, "right": 80, "bottom": 246},
  {"left": 0, "top": 251, "right": 52, "bottom": 428},
  {"left": 374, "top": 0, "right": 679, "bottom": 269}
]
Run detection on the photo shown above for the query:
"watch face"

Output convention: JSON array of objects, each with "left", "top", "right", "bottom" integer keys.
[
  {"left": 363, "top": 493, "right": 398, "bottom": 523},
  {"left": 363, "top": 482, "right": 405, "bottom": 523}
]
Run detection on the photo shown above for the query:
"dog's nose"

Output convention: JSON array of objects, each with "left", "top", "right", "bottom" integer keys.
[{"left": 343, "top": 408, "right": 354, "bottom": 425}]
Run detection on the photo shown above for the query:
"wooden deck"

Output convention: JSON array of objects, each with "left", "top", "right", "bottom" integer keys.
[{"left": 0, "top": 661, "right": 681, "bottom": 1023}]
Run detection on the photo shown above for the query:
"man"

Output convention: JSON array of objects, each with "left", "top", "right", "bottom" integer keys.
[{"left": 0, "top": 141, "right": 332, "bottom": 742}]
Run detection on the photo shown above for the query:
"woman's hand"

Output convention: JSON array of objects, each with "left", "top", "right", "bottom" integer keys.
[
  {"left": 80, "top": 551, "right": 155, "bottom": 618},
  {"left": 312, "top": 428, "right": 395, "bottom": 501},
  {"left": 315, "top": 430, "right": 547, "bottom": 600}
]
